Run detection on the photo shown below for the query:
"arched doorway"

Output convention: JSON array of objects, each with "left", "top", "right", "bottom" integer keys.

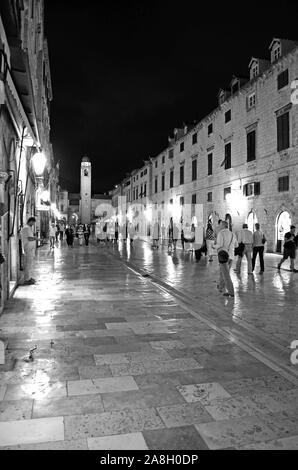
[
  {"left": 247, "top": 211, "right": 258, "bottom": 233},
  {"left": 276, "top": 210, "right": 291, "bottom": 253}
]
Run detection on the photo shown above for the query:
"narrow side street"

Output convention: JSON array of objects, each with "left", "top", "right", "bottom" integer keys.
[{"left": 0, "top": 239, "right": 298, "bottom": 450}]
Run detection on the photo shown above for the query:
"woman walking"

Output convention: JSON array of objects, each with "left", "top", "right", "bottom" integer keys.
[
  {"left": 206, "top": 220, "right": 215, "bottom": 261},
  {"left": 77, "top": 224, "right": 84, "bottom": 246}
]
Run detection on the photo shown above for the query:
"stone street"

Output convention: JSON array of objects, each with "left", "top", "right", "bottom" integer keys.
[{"left": 0, "top": 238, "right": 298, "bottom": 450}]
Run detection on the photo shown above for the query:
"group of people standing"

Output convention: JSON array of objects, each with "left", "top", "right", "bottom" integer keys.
[
  {"left": 49, "top": 222, "right": 91, "bottom": 248},
  {"left": 203, "top": 219, "right": 298, "bottom": 298}
]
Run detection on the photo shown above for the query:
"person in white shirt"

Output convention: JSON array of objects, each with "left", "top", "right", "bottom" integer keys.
[
  {"left": 214, "top": 220, "right": 238, "bottom": 297},
  {"left": 49, "top": 222, "right": 57, "bottom": 249},
  {"left": 252, "top": 223, "right": 265, "bottom": 273},
  {"left": 235, "top": 223, "right": 253, "bottom": 275},
  {"left": 21, "top": 217, "right": 40, "bottom": 285}
]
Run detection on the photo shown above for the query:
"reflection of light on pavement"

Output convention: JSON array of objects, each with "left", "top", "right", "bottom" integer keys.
[
  {"left": 143, "top": 243, "right": 153, "bottom": 269},
  {"left": 126, "top": 239, "right": 131, "bottom": 261},
  {"left": 35, "top": 370, "right": 50, "bottom": 385},
  {"left": 272, "top": 273, "right": 285, "bottom": 294}
]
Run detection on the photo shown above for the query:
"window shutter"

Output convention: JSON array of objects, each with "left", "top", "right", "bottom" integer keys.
[{"left": 277, "top": 113, "right": 289, "bottom": 151}]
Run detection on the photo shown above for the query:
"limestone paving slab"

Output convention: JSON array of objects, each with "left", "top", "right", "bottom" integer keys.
[
  {"left": 64, "top": 408, "right": 164, "bottom": 440},
  {"left": 204, "top": 395, "right": 273, "bottom": 421},
  {"left": 0, "top": 399, "right": 33, "bottom": 421},
  {"left": 32, "top": 394, "right": 105, "bottom": 418},
  {"left": 4, "top": 381, "right": 67, "bottom": 401},
  {"left": 195, "top": 409, "right": 298, "bottom": 450},
  {"left": 221, "top": 374, "right": 296, "bottom": 396},
  {"left": 177, "top": 382, "right": 232, "bottom": 405},
  {"left": 1, "top": 438, "right": 88, "bottom": 450},
  {"left": 156, "top": 402, "right": 214, "bottom": 428},
  {"left": 67, "top": 376, "right": 139, "bottom": 396},
  {"left": 87, "top": 432, "right": 148, "bottom": 450},
  {"left": 78, "top": 365, "right": 112, "bottom": 379},
  {"left": 101, "top": 385, "right": 186, "bottom": 411},
  {"left": 237, "top": 435, "right": 298, "bottom": 450},
  {"left": 143, "top": 425, "right": 209, "bottom": 450},
  {"left": 0, "top": 416, "right": 64, "bottom": 447},
  {"left": 110, "top": 362, "right": 147, "bottom": 377}
]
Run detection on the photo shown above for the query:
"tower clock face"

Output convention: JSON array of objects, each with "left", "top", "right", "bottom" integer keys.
[{"left": 84, "top": 169, "right": 89, "bottom": 176}]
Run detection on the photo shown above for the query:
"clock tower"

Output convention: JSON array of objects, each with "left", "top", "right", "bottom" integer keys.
[{"left": 80, "top": 155, "right": 91, "bottom": 224}]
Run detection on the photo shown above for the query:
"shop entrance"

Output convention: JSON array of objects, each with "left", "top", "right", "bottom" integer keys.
[{"left": 276, "top": 211, "right": 291, "bottom": 253}]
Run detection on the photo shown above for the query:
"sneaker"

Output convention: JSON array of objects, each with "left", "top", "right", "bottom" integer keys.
[
  {"left": 223, "top": 293, "right": 234, "bottom": 297},
  {"left": 23, "top": 279, "right": 35, "bottom": 285},
  {"left": 259, "top": 271, "right": 264, "bottom": 274}
]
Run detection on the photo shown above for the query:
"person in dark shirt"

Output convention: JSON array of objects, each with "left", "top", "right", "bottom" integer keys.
[{"left": 277, "top": 225, "right": 298, "bottom": 272}]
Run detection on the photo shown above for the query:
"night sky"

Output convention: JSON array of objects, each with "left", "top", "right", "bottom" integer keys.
[{"left": 44, "top": 0, "right": 298, "bottom": 194}]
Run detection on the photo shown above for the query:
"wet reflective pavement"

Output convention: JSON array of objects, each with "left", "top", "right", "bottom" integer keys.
[{"left": 0, "top": 238, "right": 298, "bottom": 449}]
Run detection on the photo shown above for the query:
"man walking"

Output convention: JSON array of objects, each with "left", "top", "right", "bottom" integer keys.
[
  {"left": 214, "top": 220, "right": 238, "bottom": 298},
  {"left": 49, "top": 222, "right": 57, "bottom": 249},
  {"left": 277, "top": 225, "right": 298, "bottom": 272},
  {"left": 252, "top": 223, "right": 265, "bottom": 274},
  {"left": 21, "top": 217, "right": 40, "bottom": 285},
  {"left": 235, "top": 223, "right": 253, "bottom": 274}
]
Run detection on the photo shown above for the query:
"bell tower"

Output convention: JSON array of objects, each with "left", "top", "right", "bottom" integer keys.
[{"left": 80, "top": 155, "right": 91, "bottom": 224}]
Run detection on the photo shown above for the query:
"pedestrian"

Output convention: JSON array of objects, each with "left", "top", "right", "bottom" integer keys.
[
  {"left": 128, "top": 222, "right": 135, "bottom": 246},
  {"left": 152, "top": 221, "right": 159, "bottom": 248},
  {"left": 77, "top": 224, "right": 84, "bottom": 246},
  {"left": 181, "top": 228, "right": 185, "bottom": 250},
  {"left": 115, "top": 221, "right": 119, "bottom": 242},
  {"left": 277, "top": 225, "right": 298, "bottom": 272},
  {"left": 55, "top": 223, "right": 59, "bottom": 243},
  {"left": 214, "top": 220, "right": 238, "bottom": 298},
  {"left": 84, "top": 224, "right": 90, "bottom": 246},
  {"left": 49, "top": 222, "right": 57, "bottom": 249},
  {"left": 252, "top": 223, "right": 266, "bottom": 274},
  {"left": 205, "top": 220, "right": 215, "bottom": 261},
  {"left": 235, "top": 223, "right": 253, "bottom": 275},
  {"left": 109, "top": 221, "right": 116, "bottom": 245},
  {"left": 21, "top": 217, "right": 41, "bottom": 285},
  {"left": 172, "top": 222, "right": 179, "bottom": 250},
  {"left": 58, "top": 221, "right": 64, "bottom": 241},
  {"left": 65, "top": 225, "right": 74, "bottom": 247},
  {"left": 168, "top": 218, "right": 174, "bottom": 251}
]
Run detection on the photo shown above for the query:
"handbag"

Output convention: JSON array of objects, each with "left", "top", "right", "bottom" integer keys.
[
  {"left": 234, "top": 242, "right": 245, "bottom": 257},
  {"left": 218, "top": 233, "right": 233, "bottom": 264},
  {"left": 218, "top": 250, "right": 229, "bottom": 263},
  {"left": 262, "top": 235, "right": 266, "bottom": 244}
]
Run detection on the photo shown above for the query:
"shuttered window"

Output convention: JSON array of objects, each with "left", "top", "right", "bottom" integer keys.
[
  {"left": 192, "top": 159, "right": 197, "bottom": 181},
  {"left": 277, "top": 112, "right": 290, "bottom": 151},
  {"left": 224, "top": 143, "right": 231, "bottom": 169},
  {"left": 208, "top": 153, "right": 213, "bottom": 175},
  {"left": 247, "top": 130, "right": 256, "bottom": 161}
]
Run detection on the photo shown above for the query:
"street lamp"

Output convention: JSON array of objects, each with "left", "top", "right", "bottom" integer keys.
[{"left": 32, "top": 151, "right": 47, "bottom": 177}]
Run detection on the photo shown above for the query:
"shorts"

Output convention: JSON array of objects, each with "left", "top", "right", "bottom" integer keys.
[{"left": 283, "top": 248, "right": 296, "bottom": 260}]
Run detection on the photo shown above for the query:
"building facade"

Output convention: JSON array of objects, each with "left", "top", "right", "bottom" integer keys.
[
  {"left": 110, "top": 38, "right": 298, "bottom": 252},
  {"left": 0, "top": 0, "right": 55, "bottom": 313}
]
